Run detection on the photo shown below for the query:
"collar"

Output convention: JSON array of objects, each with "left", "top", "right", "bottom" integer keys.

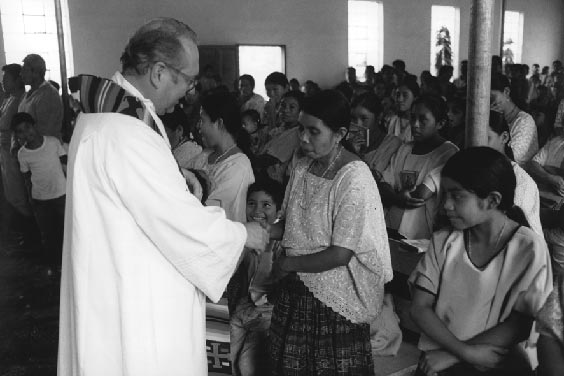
[{"left": 111, "top": 72, "right": 170, "bottom": 149}]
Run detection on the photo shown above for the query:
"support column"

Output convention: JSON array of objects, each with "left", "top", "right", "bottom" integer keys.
[
  {"left": 465, "top": 0, "right": 494, "bottom": 148},
  {"left": 54, "top": 0, "right": 70, "bottom": 141}
]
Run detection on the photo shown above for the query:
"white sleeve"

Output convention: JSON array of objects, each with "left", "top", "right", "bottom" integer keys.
[{"left": 107, "top": 129, "right": 247, "bottom": 302}]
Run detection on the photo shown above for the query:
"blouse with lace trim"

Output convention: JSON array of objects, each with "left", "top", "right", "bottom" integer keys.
[{"left": 281, "top": 158, "right": 393, "bottom": 324}]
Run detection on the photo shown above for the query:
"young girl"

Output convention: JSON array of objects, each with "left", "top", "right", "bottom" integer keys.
[
  {"left": 185, "top": 92, "right": 254, "bottom": 222},
  {"left": 537, "top": 272, "right": 564, "bottom": 376},
  {"left": 380, "top": 94, "right": 458, "bottom": 239},
  {"left": 349, "top": 92, "right": 402, "bottom": 179},
  {"left": 487, "top": 110, "right": 543, "bottom": 235},
  {"left": 442, "top": 97, "right": 466, "bottom": 149},
  {"left": 384, "top": 80, "right": 420, "bottom": 142},
  {"left": 409, "top": 147, "right": 552, "bottom": 376}
]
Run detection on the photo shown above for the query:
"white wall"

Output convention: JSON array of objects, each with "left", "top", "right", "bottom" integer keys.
[
  {"left": 13, "top": 0, "right": 563, "bottom": 89},
  {"left": 68, "top": 0, "right": 347, "bottom": 88}
]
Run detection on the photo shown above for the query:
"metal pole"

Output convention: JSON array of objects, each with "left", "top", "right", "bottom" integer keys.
[
  {"left": 54, "top": 0, "right": 70, "bottom": 140},
  {"left": 499, "top": 0, "right": 506, "bottom": 58},
  {"left": 466, "top": 0, "right": 494, "bottom": 148}
]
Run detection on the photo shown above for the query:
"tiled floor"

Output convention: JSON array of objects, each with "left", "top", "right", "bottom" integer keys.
[
  {"left": 0, "top": 231, "right": 418, "bottom": 376},
  {"left": 0, "top": 235, "right": 60, "bottom": 376}
]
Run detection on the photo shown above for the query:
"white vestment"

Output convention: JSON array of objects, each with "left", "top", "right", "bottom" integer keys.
[{"left": 58, "top": 73, "right": 247, "bottom": 376}]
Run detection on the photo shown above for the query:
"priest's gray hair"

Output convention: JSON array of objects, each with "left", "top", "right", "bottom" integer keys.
[{"left": 120, "top": 17, "right": 197, "bottom": 75}]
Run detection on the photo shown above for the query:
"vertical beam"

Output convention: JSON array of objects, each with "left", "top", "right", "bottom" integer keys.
[
  {"left": 466, "top": 0, "right": 494, "bottom": 148},
  {"left": 499, "top": 0, "right": 506, "bottom": 57},
  {"left": 54, "top": 0, "right": 70, "bottom": 140}
]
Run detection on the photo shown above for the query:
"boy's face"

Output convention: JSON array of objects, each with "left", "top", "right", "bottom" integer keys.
[
  {"left": 265, "top": 83, "right": 286, "bottom": 102},
  {"left": 14, "top": 122, "right": 37, "bottom": 146},
  {"left": 246, "top": 190, "right": 278, "bottom": 226}
]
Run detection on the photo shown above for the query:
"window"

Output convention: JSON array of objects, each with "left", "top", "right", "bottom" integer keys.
[
  {"left": 348, "top": 0, "right": 383, "bottom": 82},
  {"left": 0, "top": 0, "right": 74, "bottom": 86},
  {"left": 430, "top": 5, "right": 460, "bottom": 77},
  {"left": 502, "top": 11, "right": 524, "bottom": 65},
  {"left": 238, "top": 45, "right": 285, "bottom": 99}
]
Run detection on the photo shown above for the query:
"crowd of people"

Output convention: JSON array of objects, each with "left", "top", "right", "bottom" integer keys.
[{"left": 0, "top": 16, "right": 563, "bottom": 376}]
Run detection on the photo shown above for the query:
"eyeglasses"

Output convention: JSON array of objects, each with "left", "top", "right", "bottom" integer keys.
[{"left": 162, "top": 62, "right": 197, "bottom": 93}]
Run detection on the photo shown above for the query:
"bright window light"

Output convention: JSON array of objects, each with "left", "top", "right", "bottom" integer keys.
[
  {"left": 238, "top": 45, "right": 285, "bottom": 99},
  {"left": 430, "top": 5, "right": 460, "bottom": 78},
  {"left": 0, "top": 0, "right": 74, "bottom": 87},
  {"left": 502, "top": 11, "right": 524, "bottom": 65},
  {"left": 348, "top": 0, "right": 383, "bottom": 81}
]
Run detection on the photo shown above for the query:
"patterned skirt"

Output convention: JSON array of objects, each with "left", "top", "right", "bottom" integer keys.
[{"left": 269, "top": 274, "right": 374, "bottom": 376}]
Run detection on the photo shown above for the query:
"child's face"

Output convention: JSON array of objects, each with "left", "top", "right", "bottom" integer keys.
[
  {"left": 242, "top": 116, "right": 258, "bottom": 134},
  {"left": 246, "top": 190, "right": 278, "bottom": 226},
  {"left": 410, "top": 103, "right": 440, "bottom": 143},
  {"left": 447, "top": 104, "right": 464, "bottom": 128},
  {"left": 442, "top": 177, "right": 490, "bottom": 230},
  {"left": 279, "top": 97, "right": 300, "bottom": 125},
  {"left": 14, "top": 122, "right": 38, "bottom": 146},
  {"left": 351, "top": 105, "right": 377, "bottom": 132},
  {"left": 265, "top": 84, "right": 286, "bottom": 103},
  {"left": 395, "top": 86, "right": 415, "bottom": 113}
]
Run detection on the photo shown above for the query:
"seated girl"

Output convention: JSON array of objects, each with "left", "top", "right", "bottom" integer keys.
[
  {"left": 486, "top": 110, "right": 543, "bottom": 235},
  {"left": 441, "top": 97, "right": 466, "bottom": 149},
  {"left": 410, "top": 147, "right": 553, "bottom": 376},
  {"left": 185, "top": 92, "right": 254, "bottom": 222},
  {"left": 348, "top": 92, "right": 402, "bottom": 180},
  {"left": 254, "top": 91, "right": 304, "bottom": 184},
  {"left": 380, "top": 94, "right": 458, "bottom": 239},
  {"left": 537, "top": 273, "right": 564, "bottom": 376},
  {"left": 384, "top": 79, "right": 420, "bottom": 142}
]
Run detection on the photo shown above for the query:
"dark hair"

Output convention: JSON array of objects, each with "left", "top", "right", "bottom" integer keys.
[
  {"left": 302, "top": 90, "right": 351, "bottom": 133},
  {"left": 488, "top": 110, "right": 515, "bottom": 160},
  {"left": 491, "top": 73, "right": 510, "bottom": 92},
  {"left": 11, "top": 112, "right": 35, "bottom": 130},
  {"left": 334, "top": 81, "right": 354, "bottom": 102},
  {"left": 265, "top": 72, "right": 288, "bottom": 88},
  {"left": 247, "top": 177, "right": 284, "bottom": 209},
  {"left": 201, "top": 92, "right": 251, "bottom": 157},
  {"left": 290, "top": 78, "right": 300, "bottom": 86},
  {"left": 282, "top": 90, "right": 305, "bottom": 109},
  {"left": 2, "top": 64, "right": 23, "bottom": 86},
  {"left": 160, "top": 106, "right": 188, "bottom": 132},
  {"left": 303, "top": 90, "right": 357, "bottom": 153},
  {"left": 438, "top": 65, "right": 454, "bottom": 76},
  {"left": 398, "top": 78, "right": 420, "bottom": 97},
  {"left": 351, "top": 92, "right": 382, "bottom": 117},
  {"left": 422, "top": 76, "right": 441, "bottom": 96},
  {"left": 412, "top": 94, "right": 448, "bottom": 124},
  {"left": 442, "top": 147, "right": 529, "bottom": 227},
  {"left": 393, "top": 59, "right": 406, "bottom": 71},
  {"left": 448, "top": 97, "right": 466, "bottom": 115},
  {"left": 120, "top": 18, "right": 197, "bottom": 74},
  {"left": 239, "top": 74, "right": 255, "bottom": 89}
]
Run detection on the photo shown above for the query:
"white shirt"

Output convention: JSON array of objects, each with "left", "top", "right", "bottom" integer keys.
[
  {"left": 18, "top": 136, "right": 66, "bottom": 200},
  {"left": 509, "top": 111, "right": 539, "bottom": 164},
  {"left": 58, "top": 73, "right": 247, "bottom": 376},
  {"left": 532, "top": 135, "right": 564, "bottom": 168}
]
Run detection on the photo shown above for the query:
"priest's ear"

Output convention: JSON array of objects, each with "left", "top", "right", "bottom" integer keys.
[{"left": 148, "top": 62, "right": 168, "bottom": 90}]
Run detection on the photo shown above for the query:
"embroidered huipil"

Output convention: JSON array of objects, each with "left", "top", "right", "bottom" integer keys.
[{"left": 281, "top": 159, "right": 393, "bottom": 323}]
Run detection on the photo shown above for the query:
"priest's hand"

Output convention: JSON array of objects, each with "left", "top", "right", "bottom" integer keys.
[{"left": 243, "top": 222, "right": 269, "bottom": 252}]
